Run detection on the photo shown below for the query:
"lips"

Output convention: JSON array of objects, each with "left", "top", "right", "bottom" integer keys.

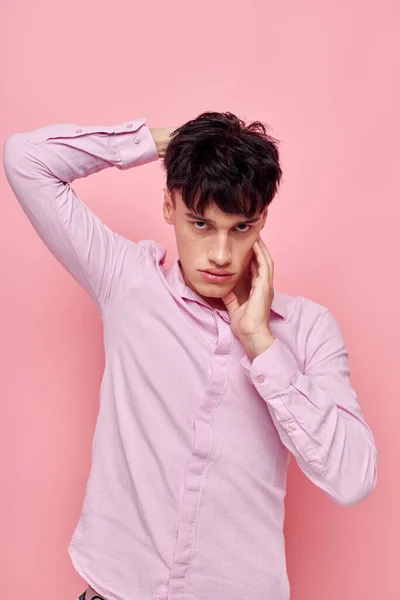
[
  {"left": 199, "top": 270, "right": 234, "bottom": 283},
  {"left": 202, "top": 271, "right": 232, "bottom": 276}
]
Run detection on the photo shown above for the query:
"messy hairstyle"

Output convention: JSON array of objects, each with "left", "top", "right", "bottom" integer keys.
[{"left": 162, "top": 111, "right": 282, "bottom": 218}]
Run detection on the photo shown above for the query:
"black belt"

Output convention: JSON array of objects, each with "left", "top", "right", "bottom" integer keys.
[{"left": 78, "top": 591, "right": 106, "bottom": 600}]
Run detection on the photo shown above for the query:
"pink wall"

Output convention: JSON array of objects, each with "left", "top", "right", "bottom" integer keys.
[{"left": 1, "top": 1, "right": 398, "bottom": 598}]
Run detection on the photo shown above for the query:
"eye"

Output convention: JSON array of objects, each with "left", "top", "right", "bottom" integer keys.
[
  {"left": 193, "top": 221, "right": 208, "bottom": 230},
  {"left": 192, "top": 222, "right": 251, "bottom": 233},
  {"left": 236, "top": 224, "right": 251, "bottom": 233}
]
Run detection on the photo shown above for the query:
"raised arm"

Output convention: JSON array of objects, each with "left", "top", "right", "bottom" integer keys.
[{"left": 2, "top": 118, "right": 174, "bottom": 314}]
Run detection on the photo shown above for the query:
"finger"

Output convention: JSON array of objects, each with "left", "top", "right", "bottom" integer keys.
[
  {"left": 221, "top": 290, "right": 240, "bottom": 315},
  {"left": 253, "top": 240, "right": 269, "bottom": 279},
  {"left": 250, "top": 257, "right": 258, "bottom": 280},
  {"left": 258, "top": 238, "right": 274, "bottom": 279}
]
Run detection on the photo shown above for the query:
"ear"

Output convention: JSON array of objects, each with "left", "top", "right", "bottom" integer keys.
[
  {"left": 260, "top": 206, "right": 268, "bottom": 229},
  {"left": 163, "top": 188, "right": 174, "bottom": 225}
]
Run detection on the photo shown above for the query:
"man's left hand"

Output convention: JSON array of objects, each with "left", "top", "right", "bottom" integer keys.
[{"left": 222, "top": 237, "right": 276, "bottom": 361}]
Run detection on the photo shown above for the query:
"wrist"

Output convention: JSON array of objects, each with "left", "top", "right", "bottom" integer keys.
[
  {"left": 241, "top": 330, "right": 276, "bottom": 362},
  {"left": 149, "top": 127, "right": 175, "bottom": 157}
]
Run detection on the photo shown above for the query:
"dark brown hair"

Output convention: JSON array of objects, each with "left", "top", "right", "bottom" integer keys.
[{"left": 162, "top": 111, "right": 282, "bottom": 218}]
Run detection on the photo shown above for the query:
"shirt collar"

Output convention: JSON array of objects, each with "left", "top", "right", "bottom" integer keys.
[{"left": 166, "top": 255, "right": 287, "bottom": 322}]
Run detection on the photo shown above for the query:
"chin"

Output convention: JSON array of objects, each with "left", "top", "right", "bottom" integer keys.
[
  {"left": 196, "top": 280, "right": 235, "bottom": 295},
  {"left": 198, "top": 287, "right": 223, "bottom": 297}
]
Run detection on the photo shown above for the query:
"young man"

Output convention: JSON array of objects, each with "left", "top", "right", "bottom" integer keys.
[{"left": 3, "top": 112, "right": 377, "bottom": 600}]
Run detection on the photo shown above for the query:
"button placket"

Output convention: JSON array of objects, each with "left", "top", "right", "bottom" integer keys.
[{"left": 168, "top": 316, "right": 232, "bottom": 598}]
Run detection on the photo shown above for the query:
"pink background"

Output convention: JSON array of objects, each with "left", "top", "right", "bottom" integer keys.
[{"left": 1, "top": 1, "right": 398, "bottom": 598}]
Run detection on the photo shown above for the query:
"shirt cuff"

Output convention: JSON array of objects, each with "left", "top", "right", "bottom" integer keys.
[
  {"left": 112, "top": 118, "right": 159, "bottom": 169},
  {"left": 240, "top": 337, "right": 299, "bottom": 398}
]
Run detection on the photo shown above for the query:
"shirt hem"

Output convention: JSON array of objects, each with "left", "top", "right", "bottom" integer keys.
[{"left": 68, "top": 542, "right": 118, "bottom": 600}]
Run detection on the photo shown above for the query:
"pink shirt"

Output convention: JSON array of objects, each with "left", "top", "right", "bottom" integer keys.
[{"left": 3, "top": 118, "right": 378, "bottom": 600}]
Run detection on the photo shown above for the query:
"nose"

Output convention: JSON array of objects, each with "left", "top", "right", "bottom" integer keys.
[{"left": 208, "top": 237, "right": 232, "bottom": 267}]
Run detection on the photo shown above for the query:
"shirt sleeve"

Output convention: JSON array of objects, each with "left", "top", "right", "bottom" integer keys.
[
  {"left": 2, "top": 117, "right": 159, "bottom": 314},
  {"left": 240, "top": 308, "right": 378, "bottom": 507}
]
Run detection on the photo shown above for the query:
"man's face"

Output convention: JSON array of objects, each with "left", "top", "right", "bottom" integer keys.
[{"left": 163, "top": 189, "right": 268, "bottom": 310}]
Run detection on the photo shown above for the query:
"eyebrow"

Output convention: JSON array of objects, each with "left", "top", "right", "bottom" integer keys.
[{"left": 184, "top": 212, "right": 260, "bottom": 225}]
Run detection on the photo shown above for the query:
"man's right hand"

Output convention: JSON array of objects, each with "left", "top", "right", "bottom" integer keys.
[{"left": 149, "top": 127, "right": 176, "bottom": 158}]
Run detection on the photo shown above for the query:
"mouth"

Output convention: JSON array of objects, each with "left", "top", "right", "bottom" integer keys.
[{"left": 199, "top": 270, "right": 234, "bottom": 283}]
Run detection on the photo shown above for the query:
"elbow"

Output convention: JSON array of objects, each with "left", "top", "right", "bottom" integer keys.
[
  {"left": 331, "top": 447, "right": 378, "bottom": 508},
  {"left": 3, "top": 133, "right": 26, "bottom": 175},
  {"left": 3, "top": 133, "right": 33, "bottom": 194},
  {"left": 334, "top": 477, "right": 377, "bottom": 508}
]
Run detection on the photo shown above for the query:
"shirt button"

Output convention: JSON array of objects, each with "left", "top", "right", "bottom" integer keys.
[
  {"left": 127, "top": 124, "right": 133, "bottom": 128},
  {"left": 133, "top": 136, "right": 140, "bottom": 144},
  {"left": 287, "top": 422, "right": 296, "bottom": 432},
  {"left": 256, "top": 375, "right": 265, "bottom": 383},
  {"left": 75, "top": 129, "right": 82, "bottom": 133}
]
